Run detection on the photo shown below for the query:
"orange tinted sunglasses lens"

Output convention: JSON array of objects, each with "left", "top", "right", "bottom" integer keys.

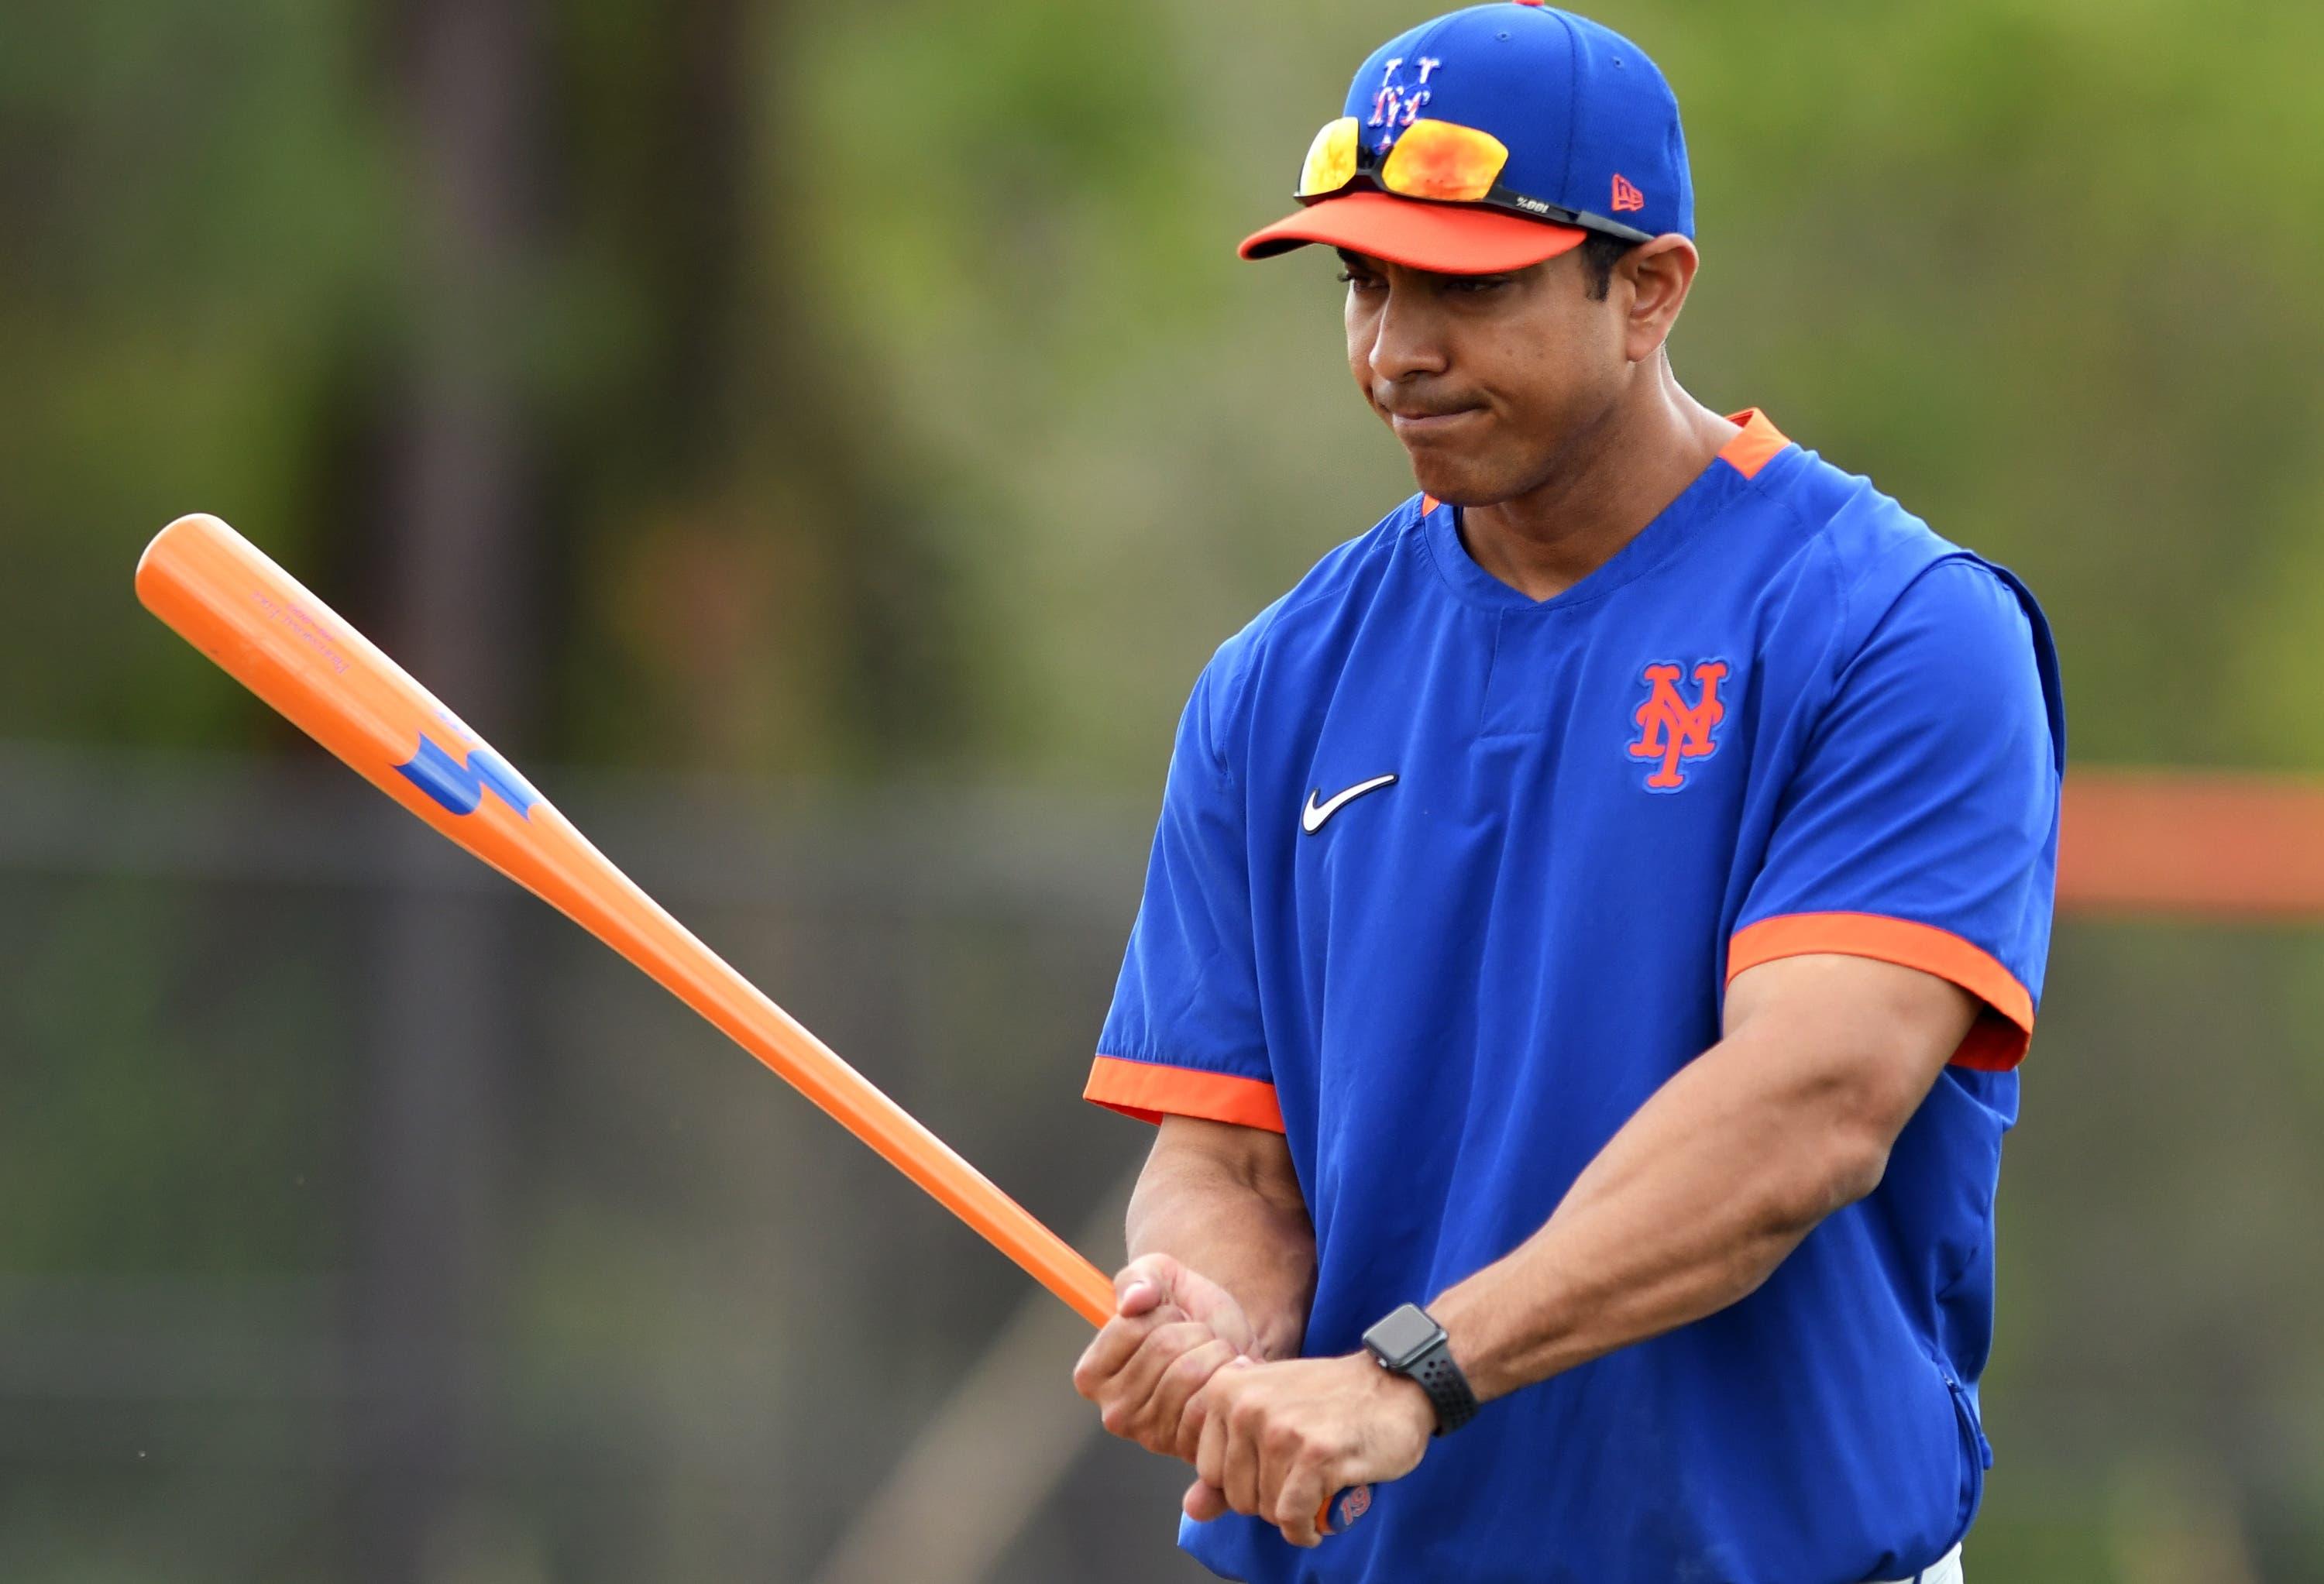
[
  {"left": 1298, "top": 117, "right": 1361, "bottom": 198},
  {"left": 1378, "top": 119, "right": 1509, "bottom": 202}
]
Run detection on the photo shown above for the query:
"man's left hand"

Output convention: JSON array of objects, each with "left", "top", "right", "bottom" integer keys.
[{"left": 1184, "top": 1352, "right": 1435, "bottom": 1548}]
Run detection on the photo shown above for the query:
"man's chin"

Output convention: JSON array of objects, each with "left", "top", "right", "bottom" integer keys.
[{"left": 1404, "top": 458, "right": 1511, "bottom": 510}]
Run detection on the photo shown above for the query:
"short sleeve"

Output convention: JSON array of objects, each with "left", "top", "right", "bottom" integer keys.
[
  {"left": 1084, "top": 659, "right": 1283, "bottom": 1130},
  {"left": 1727, "top": 558, "right": 2063, "bottom": 1070}
]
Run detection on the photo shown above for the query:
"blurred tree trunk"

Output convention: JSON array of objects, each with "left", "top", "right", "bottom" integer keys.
[
  {"left": 628, "top": 0, "right": 971, "bottom": 772},
  {"left": 350, "top": 0, "right": 542, "bottom": 1578},
  {"left": 651, "top": 0, "right": 749, "bottom": 472},
  {"left": 340, "top": 0, "right": 972, "bottom": 1567}
]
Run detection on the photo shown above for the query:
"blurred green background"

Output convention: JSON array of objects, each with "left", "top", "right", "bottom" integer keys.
[{"left": 4, "top": 0, "right": 2321, "bottom": 1579}]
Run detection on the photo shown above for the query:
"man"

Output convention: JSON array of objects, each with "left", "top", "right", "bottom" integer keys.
[{"left": 1071, "top": 5, "right": 2062, "bottom": 1582}]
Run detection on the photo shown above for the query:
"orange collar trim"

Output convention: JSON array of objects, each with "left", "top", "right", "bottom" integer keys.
[{"left": 1718, "top": 408, "right": 1789, "bottom": 480}]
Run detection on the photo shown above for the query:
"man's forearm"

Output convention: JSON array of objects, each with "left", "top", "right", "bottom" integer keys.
[
  {"left": 1430, "top": 1001, "right": 1954, "bottom": 1401},
  {"left": 1127, "top": 1139, "right": 1318, "bottom": 1361}
]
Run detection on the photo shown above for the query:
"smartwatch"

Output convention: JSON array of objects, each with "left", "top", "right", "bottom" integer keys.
[{"left": 1361, "top": 1302, "right": 1479, "bottom": 1436}]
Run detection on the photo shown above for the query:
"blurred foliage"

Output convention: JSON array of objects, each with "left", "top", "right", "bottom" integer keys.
[
  {"left": 2, "top": 0, "right": 2322, "bottom": 1579},
  {"left": 9, "top": 0, "right": 2324, "bottom": 776}
]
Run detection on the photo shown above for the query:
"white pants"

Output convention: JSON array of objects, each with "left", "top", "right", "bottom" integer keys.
[{"left": 1873, "top": 1544, "right": 1963, "bottom": 1584}]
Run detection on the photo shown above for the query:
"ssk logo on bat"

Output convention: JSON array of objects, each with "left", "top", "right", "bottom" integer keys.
[
  {"left": 396, "top": 716, "right": 541, "bottom": 819},
  {"left": 1627, "top": 659, "right": 1729, "bottom": 792}
]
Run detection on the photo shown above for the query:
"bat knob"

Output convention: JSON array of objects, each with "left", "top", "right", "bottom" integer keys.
[{"left": 1319, "top": 1483, "right": 1372, "bottom": 1534}]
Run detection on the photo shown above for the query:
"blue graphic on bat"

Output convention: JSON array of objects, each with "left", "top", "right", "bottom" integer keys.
[{"left": 395, "top": 735, "right": 541, "bottom": 818}]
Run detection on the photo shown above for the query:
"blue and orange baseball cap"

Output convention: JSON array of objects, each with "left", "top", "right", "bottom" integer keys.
[{"left": 1239, "top": 2, "right": 1692, "bottom": 275}]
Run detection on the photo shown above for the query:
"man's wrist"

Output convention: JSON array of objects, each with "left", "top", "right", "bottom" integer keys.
[
  {"left": 1361, "top": 1302, "right": 1481, "bottom": 1434},
  {"left": 1250, "top": 1311, "right": 1306, "bottom": 1362},
  {"left": 1425, "top": 1290, "right": 1489, "bottom": 1400},
  {"left": 1361, "top": 1353, "right": 1439, "bottom": 1435}
]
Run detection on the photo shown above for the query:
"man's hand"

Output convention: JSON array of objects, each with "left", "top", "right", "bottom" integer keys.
[
  {"left": 1073, "top": 1253, "right": 1260, "bottom": 1463},
  {"left": 1185, "top": 1352, "right": 1433, "bottom": 1548}
]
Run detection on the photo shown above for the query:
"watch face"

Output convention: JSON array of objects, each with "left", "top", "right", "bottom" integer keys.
[{"left": 1366, "top": 1304, "right": 1442, "bottom": 1367}]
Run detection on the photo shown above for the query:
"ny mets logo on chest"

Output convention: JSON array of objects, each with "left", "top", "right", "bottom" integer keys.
[{"left": 1627, "top": 659, "right": 1730, "bottom": 791}]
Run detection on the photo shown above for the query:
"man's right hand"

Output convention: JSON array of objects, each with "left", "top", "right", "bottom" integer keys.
[{"left": 1072, "top": 1252, "right": 1259, "bottom": 1462}]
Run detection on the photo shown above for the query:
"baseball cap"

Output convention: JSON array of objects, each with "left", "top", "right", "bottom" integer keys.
[{"left": 1239, "top": 2, "right": 1693, "bottom": 275}]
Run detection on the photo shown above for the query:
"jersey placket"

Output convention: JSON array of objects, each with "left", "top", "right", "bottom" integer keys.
[{"left": 1478, "top": 607, "right": 1587, "bottom": 740}]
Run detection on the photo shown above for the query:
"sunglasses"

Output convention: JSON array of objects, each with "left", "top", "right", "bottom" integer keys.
[{"left": 1297, "top": 115, "right": 1655, "bottom": 248}]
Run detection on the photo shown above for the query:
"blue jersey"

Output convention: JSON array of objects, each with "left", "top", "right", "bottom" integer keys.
[{"left": 1085, "top": 412, "right": 2064, "bottom": 1584}]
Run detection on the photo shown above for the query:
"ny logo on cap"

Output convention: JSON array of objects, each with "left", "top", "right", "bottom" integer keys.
[{"left": 1368, "top": 55, "right": 1442, "bottom": 151}]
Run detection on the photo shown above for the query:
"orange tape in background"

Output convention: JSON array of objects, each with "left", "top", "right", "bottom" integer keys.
[{"left": 2061, "top": 770, "right": 2324, "bottom": 919}]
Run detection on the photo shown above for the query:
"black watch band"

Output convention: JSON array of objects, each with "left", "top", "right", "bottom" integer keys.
[{"left": 1361, "top": 1302, "right": 1480, "bottom": 1436}]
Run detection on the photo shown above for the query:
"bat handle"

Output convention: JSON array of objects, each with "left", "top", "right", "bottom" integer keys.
[
  {"left": 1320, "top": 1483, "right": 1372, "bottom": 1534},
  {"left": 1191, "top": 1483, "right": 1368, "bottom": 1537}
]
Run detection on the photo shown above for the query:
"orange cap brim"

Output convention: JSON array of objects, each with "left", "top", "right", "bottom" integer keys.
[{"left": 1238, "top": 191, "right": 1588, "bottom": 274}]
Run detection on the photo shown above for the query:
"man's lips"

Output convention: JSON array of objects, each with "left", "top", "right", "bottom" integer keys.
[{"left": 1387, "top": 405, "right": 1483, "bottom": 435}]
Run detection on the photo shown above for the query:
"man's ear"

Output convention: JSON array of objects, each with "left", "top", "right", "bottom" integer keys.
[{"left": 1618, "top": 235, "right": 1700, "bottom": 364}]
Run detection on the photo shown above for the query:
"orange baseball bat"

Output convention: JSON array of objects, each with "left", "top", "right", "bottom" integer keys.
[
  {"left": 134, "top": 512, "right": 1369, "bottom": 1536},
  {"left": 135, "top": 512, "right": 1116, "bottom": 1327}
]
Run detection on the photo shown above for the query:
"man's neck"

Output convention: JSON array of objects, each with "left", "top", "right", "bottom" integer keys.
[{"left": 1457, "top": 378, "right": 1739, "bottom": 603}]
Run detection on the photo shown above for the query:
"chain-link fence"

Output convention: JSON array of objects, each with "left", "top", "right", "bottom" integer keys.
[{"left": 5, "top": 741, "right": 2322, "bottom": 1580}]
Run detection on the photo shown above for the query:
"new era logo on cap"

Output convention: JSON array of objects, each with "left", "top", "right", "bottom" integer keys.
[{"left": 1611, "top": 173, "right": 1645, "bottom": 212}]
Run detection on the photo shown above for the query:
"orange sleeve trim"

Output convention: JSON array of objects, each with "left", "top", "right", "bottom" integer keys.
[
  {"left": 1717, "top": 407, "right": 1790, "bottom": 481},
  {"left": 1728, "top": 912, "right": 2034, "bottom": 1072},
  {"left": 1084, "top": 1055, "right": 1285, "bottom": 1132}
]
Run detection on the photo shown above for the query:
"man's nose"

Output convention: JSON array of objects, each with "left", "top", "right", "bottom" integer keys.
[{"left": 1366, "top": 285, "right": 1449, "bottom": 385}]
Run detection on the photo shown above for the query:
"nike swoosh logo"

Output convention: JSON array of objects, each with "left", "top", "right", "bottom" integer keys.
[{"left": 1301, "top": 773, "right": 1398, "bottom": 834}]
